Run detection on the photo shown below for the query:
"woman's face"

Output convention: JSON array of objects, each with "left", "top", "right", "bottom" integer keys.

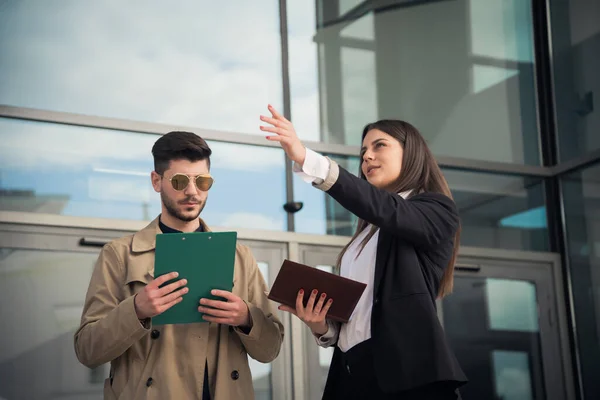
[{"left": 360, "top": 129, "right": 403, "bottom": 191}]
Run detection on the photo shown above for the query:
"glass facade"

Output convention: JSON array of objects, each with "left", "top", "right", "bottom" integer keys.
[
  {"left": 288, "top": 0, "right": 541, "bottom": 164},
  {"left": 549, "top": 0, "right": 600, "bottom": 162},
  {"left": 296, "top": 159, "right": 549, "bottom": 252},
  {"left": 0, "top": 118, "right": 287, "bottom": 230},
  {"left": 562, "top": 162, "right": 600, "bottom": 400},
  {"left": 0, "top": 1, "right": 284, "bottom": 135},
  {"left": 1, "top": 0, "right": 599, "bottom": 399}
]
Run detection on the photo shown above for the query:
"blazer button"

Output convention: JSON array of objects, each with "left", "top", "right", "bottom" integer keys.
[
  {"left": 374, "top": 297, "right": 380, "bottom": 305},
  {"left": 231, "top": 370, "right": 240, "bottom": 380},
  {"left": 151, "top": 330, "right": 160, "bottom": 340},
  {"left": 146, "top": 377, "right": 153, "bottom": 387}
]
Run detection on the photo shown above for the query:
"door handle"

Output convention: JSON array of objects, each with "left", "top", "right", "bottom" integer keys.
[
  {"left": 455, "top": 263, "right": 481, "bottom": 272},
  {"left": 79, "top": 237, "right": 110, "bottom": 247}
]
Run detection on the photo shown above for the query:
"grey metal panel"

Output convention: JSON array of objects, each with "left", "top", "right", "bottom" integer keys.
[
  {"left": 0, "top": 105, "right": 562, "bottom": 175},
  {"left": 0, "top": 211, "right": 353, "bottom": 247},
  {"left": 550, "top": 148, "right": 600, "bottom": 176},
  {"left": 0, "top": 104, "right": 358, "bottom": 156}
]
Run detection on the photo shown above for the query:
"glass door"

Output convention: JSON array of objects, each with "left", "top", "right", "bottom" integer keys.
[
  {"left": 239, "top": 239, "right": 291, "bottom": 400},
  {"left": 297, "top": 244, "right": 342, "bottom": 400},
  {"left": 441, "top": 254, "right": 571, "bottom": 400}
]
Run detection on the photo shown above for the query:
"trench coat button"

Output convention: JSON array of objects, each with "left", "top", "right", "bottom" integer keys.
[
  {"left": 231, "top": 370, "right": 240, "bottom": 380},
  {"left": 146, "top": 377, "right": 153, "bottom": 387},
  {"left": 151, "top": 329, "right": 160, "bottom": 340}
]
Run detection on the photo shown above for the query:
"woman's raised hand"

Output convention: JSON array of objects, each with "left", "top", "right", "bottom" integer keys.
[{"left": 260, "top": 105, "right": 306, "bottom": 166}]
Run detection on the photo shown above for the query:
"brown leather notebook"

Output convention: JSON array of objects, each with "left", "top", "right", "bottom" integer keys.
[{"left": 268, "top": 259, "right": 367, "bottom": 323}]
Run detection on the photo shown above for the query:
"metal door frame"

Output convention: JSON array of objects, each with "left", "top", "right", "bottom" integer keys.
[{"left": 447, "top": 247, "right": 575, "bottom": 400}]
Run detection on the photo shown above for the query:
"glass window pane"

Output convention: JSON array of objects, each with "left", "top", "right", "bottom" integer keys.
[
  {"left": 492, "top": 350, "right": 534, "bottom": 400},
  {"left": 0, "top": 1, "right": 283, "bottom": 135},
  {"left": 447, "top": 170, "right": 548, "bottom": 251},
  {"left": 293, "top": 154, "right": 359, "bottom": 235},
  {"left": 288, "top": 0, "right": 540, "bottom": 164},
  {"left": 486, "top": 279, "right": 539, "bottom": 332},
  {"left": 294, "top": 158, "right": 548, "bottom": 251},
  {"left": 0, "top": 248, "right": 104, "bottom": 399},
  {"left": 0, "top": 118, "right": 287, "bottom": 231},
  {"left": 549, "top": 0, "right": 600, "bottom": 162},
  {"left": 562, "top": 162, "right": 600, "bottom": 400}
]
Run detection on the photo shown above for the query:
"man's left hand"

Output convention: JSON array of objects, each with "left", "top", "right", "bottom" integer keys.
[{"left": 199, "top": 290, "right": 251, "bottom": 327}]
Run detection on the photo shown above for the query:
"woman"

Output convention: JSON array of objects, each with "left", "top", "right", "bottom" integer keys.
[{"left": 260, "top": 105, "right": 467, "bottom": 399}]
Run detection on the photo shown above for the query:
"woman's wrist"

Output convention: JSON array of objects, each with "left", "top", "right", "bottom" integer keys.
[{"left": 311, "top": 321, "right": 328, "bottom": 336}]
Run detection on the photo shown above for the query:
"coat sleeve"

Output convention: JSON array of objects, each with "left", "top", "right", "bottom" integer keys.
[
  {"left": 234, "top": 246, "right": 284, "bottom": 363},
  {"left": 313, "top": 159, "right": 459, "bottom": 249},
  {"left": 73, "top": 243, "right": 150, "bottom": 368}
]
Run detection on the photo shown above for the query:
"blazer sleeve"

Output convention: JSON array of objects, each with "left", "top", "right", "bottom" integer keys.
[{"left": 313, "top": 159, "right": 459, "bottom": 249}]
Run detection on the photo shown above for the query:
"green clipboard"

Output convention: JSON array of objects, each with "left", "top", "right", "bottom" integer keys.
[{"left": 152, "top": 231, "right": 237, "bottom": 325}]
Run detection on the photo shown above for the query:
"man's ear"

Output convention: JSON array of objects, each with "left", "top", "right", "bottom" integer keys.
[{"left": 151, "top": 171, "right": 162, "bottom": 193}]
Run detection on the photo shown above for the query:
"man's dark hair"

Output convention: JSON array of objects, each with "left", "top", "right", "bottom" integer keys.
[{"left": 151, "top": 131, "right": 212, "bottom": 175}]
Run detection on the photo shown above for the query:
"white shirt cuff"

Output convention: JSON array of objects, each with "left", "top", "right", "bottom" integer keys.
[
  {"left": 292, "top": 148, "right": 330, "bottom": 185},
  {"left": 313, "top": 319, "right": 339, "bottom": 348}
]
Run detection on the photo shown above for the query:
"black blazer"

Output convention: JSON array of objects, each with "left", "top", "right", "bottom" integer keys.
[{"left": 322, "top": 163, "right": 468, "bottom": 393}]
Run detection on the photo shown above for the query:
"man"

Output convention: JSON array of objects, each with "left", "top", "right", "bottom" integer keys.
[{"left": 74, "top": 131, "right": 284, "bottom": 399}]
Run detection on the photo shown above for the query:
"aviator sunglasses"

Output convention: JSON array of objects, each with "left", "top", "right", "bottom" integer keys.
[{"left": 163, "top": 173, "right": 214, "bottom": 191}]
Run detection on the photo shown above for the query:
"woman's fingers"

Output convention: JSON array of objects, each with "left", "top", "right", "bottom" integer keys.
[
  {"left": 295, "top": 289, "right": 305, "bottom": 316},
  {"left": 313, "top": 293, "right": 327, "bottom": 315},
  {"left": 305, "top": 289, "right": 318, "bottom": 313},
  {"left": 319, "top": 298, "right": 333, "bottom": 319},
  {"left": 267, "top": 104, "right": 289, "bottom": 123},
  {"left": 259, "top": 125, "right": 286, "bottom": 135},
  {"left": 260, "top": 115, "right": 287, "bottom": 128},
  {"left": 278, "top": 305, "right": 297, "bottom": 316}
]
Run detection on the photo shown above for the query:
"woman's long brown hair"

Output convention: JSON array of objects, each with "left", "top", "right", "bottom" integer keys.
[{"left": 335, "top": 120, "right": 460, "bottom": 298}]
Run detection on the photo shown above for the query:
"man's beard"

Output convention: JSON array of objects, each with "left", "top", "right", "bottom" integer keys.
[{"left": 161, "top": 191, "right": 206, "bottom": 222}]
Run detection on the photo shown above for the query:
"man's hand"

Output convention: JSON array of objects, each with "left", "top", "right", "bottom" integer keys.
[
  {"left": 198, "top": 290, "right": 250, "bottom": 327},
  {"left": 134, "top": 272, "right": 188, "bottom": 320}
]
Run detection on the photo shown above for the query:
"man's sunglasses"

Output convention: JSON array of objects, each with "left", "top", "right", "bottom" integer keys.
[{"left": 163, "top": 173, "right": 214, "bottom": 191}]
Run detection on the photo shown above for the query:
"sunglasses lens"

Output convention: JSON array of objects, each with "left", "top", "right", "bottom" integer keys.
[
  {"left": 196, "top": 176, "right": 214, "bottom": 191},
  {"left": 170, "top": 174, "right": 190, "bottom": 191}
]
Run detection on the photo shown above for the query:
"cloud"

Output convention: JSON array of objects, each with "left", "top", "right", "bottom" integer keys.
[{"left": 0, "top": 0, "right": 287, "bottom": 135}]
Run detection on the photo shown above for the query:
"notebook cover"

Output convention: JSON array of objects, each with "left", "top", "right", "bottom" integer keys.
[
  {"left": 152, "top": 231, "right": 237, "bottom": 325},
  {"left": 268, "top": 259, "right": 367, "bottom": 323}
]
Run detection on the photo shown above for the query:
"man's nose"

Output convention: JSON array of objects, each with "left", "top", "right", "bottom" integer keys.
[{"left": 184, "top": 179, "right": 198, "bottom": 195}]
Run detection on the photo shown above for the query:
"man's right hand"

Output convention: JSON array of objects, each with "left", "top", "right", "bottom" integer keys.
[{"left": 134, "top": 272, "right": 188, "bottom": 319}]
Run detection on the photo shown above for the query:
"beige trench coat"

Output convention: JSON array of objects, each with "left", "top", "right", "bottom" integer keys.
[{"left": 74, "top": 217, "right": 284, "bottom": 399}]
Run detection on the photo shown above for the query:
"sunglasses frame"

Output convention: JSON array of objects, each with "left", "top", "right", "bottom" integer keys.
[{"left": 162, "top": 173, "right": 214, "bottom": 191}]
